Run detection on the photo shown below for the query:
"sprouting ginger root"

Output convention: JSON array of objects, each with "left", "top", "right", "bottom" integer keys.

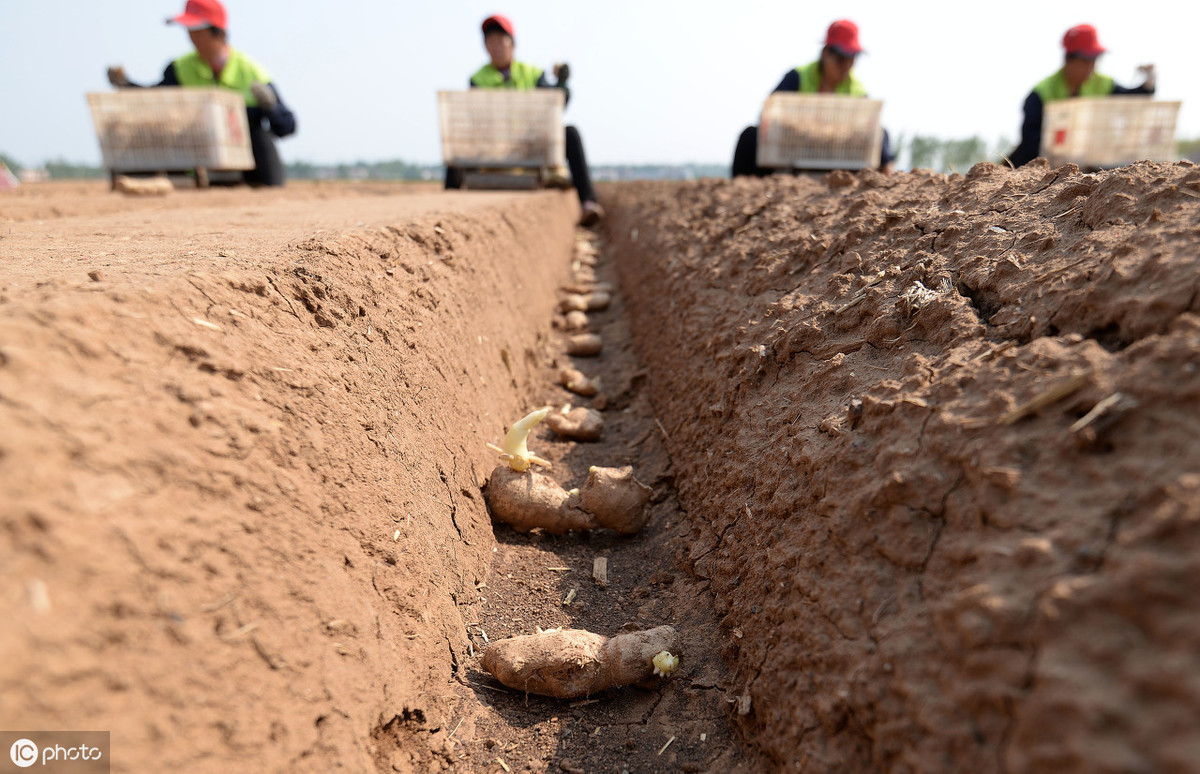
[
  {"left": 578, "top": 465, "right": 653, "bottom": 534},
  {"left": 486, "top": 408, "right": 552, "bottom": 472},
  {"left": 566, "top": 333, "right": 603, "bottom": 357},
  {"left": 561, "top": 281, "right": 614, "bottom": 296},
  {"left": 484, "top": 466, "right": 593, "bottom": 533},
  {"left": 559, "top": 294, "right": 589, "bottom": 313},
  {"left": 560, "top": 310, "right": 589, "bottom": 332},
  {"left": 559, "top": 291, "right": 612, "bottom": 314},
  {"left": 114, "top": 175, "right": 174, "bottom": 197},
  {"left": 484, "top": 464, "right": 653, "bottom": 534},
  {"left": 584, "top": 291, "right": 611, "bottom": 311},
  {"left": 653, "top": 650, "right": 680, "bottom": 677},
  {"left": 558, "top": 367, "right": 599, "bottom": 397},
  {"left": 481, "top": 625, "right": 679, "bottom": 699},
  {"left": 546, "top": 406, "right": 604, "bottom": 441}
]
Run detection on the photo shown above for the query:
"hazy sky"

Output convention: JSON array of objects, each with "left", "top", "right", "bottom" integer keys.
[{"left": 2, "top": 1, "right": 1196, "bottom": 168}]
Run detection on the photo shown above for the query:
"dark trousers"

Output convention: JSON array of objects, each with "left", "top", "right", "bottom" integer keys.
[
  {"left": 445, "top": 124, "right": 596, "bottom": 204},
  {"left": 564, "top": 125, "right": 596, "bottom": 204},
  {"left": 732, "top": 125, "right": 771, "bottom": 178},
  {"left": 245, "top": 121, "right": 286, "bottom": 187}
]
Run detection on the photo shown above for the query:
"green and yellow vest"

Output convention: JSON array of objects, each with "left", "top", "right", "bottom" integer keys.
[
  {"left": 795, "top": 60, "right": 867, "bottom": 96},
  {"left": 470, "top": 61, "right": 544, "bottom": 90},
  {"left": 1033, "top": 69, "right": 1115, "bottom": 102},
  {"left": 173, "top": 49, "right": 272, "bottom": 107}
]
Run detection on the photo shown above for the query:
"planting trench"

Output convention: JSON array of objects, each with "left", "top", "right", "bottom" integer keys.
[
  {"left": 3, "top": 162, "right": 1200, "bottom": 773},
  {"left": 0, "top": 183, "right": 754, "bottom": 773}
]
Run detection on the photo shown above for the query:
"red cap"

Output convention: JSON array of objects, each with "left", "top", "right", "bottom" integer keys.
[
  {"left": 1063, "top": 24, "right": 1106, "bottom": 58},
  {"left": 825, "top": 19, "right": 863, "bottom": 56},
  {"left": 482, "top": 14, "right": 514, "bottom": 38},
  {"left": 167, "top": 0, "right": 227, "bottom": 30}
]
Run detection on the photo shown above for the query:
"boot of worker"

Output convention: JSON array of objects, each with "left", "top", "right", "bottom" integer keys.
[{"left": 580, "top": 200, "right": 604, "bottom": 227}]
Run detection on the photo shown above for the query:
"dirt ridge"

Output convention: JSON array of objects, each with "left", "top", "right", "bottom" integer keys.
[
  {"left": 1, "top": 190, "right": 576, "bottom": 772},
  {"left": 602, "top": 161, "right": 1200, "bottom": 772}
]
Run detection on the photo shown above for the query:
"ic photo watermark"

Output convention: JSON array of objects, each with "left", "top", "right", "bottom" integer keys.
[{"left": 2, "top": 732, "right": 108, "bottom": 773}]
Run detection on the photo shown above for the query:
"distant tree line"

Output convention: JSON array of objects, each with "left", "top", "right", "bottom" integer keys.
[
  {"left": 1179, "top": 137, "right": 1200, "bottom": 161},
  {"left": 896, "top": 135, "right": 1015, "bottom": 173},
  {"left": 281, "top": 160, "right": 730, "bottom": 182},
  {"left": 42, "top": 159, "right": 107, "bottom": 179},
  {"left": 4, "top": 138, "right": 1199, "bottom": 182},
  {"left": 592, "top": 164, "right": 727, "bottom": 181},
  {"left": 899, "top": 135, "right": 1200, "bottom": 172},
  {"left": 0, "top": 154, "right": 106, "bottom": 179},
  {"left": 284, "top": 159, "right": 439, "bottom": 181}
]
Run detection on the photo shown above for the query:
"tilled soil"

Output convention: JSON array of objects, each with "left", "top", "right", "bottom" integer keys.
[
  {"left": 454, "top": 230, "right": 760, "bottom": 774},
  {"left": 0, "top": 181, "right": 760, "bottom": 773},
  {"left": 0, "top": 181, "right": 584, "bottom": 772},
  {"left": 4, "top": 162, "right": 1199, "bottom": 773},
  {"left": 602, "top": 160, "right": 1200, "bottom": 773}
]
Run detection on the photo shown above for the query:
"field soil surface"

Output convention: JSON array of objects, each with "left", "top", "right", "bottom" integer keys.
[
  {"left": 603, "top": 159, "right": 1200, "bottom": 773},
  {"left": 1, "top": 181, "right": 755, "bottom": 773},
  {"left": 4, "top": 163, "right": 1200, "bottom": 773}
]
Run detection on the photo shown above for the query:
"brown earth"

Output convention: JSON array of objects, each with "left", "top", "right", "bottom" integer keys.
[
  {"left": 3, "top": 161, "right": 1199, "bottom": 773},
  {"left": 0, "top": 180, "right": 757, "bottom": 773},
  {"left": 603, "top": 160, "right": 1200, "bottom": 773},
  {"left": 0, "top": 180, "right": 581, "bottom": 773}
]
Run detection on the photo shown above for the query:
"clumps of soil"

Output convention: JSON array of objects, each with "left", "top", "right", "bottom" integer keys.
[
  {"left": 0, "top": 186, "right": 581, "bottom": 773},
  {"left": 602, "top": 160, "right": 1200, "bottom": 772}
]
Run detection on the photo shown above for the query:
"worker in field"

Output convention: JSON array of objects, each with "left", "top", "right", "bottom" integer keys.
[
  {"left": 106, "top": 0, "right": 296, "bottom": 187},
  {"left": 732, "top": 19, "right": 894, "bottom": 178},
  {"left": 449, "top": 14, "right": 604, "bottom": 227},
  {"left": 1008, "top": 24, "right": 1155, "bottom": 167}
]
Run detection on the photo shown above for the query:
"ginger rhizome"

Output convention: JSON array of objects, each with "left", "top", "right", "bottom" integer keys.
[
  {"left": 487, "top": 408, "right": 552, "bottom": 472},
  {"left": 481, "top": 626, "right": 679, "bottom": 699},
  {"left": 485, "top": 464, "right": 652, "bottom": 534}
]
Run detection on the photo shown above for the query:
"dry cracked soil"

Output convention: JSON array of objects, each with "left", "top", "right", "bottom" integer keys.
[{"left": 2, "top": 164, "right": 1199, "bottom": 773}]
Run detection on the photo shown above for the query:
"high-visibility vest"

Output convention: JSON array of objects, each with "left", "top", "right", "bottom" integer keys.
[
  {"left": 470, "top": 61, "right": 544, "bottom": 89},
  {"left": 173, "top": 49, "right": 272, "bottom": 107},
  {"left": 795, "top": 60, "right": 867, "bottom": 96},
  {"left": 1033, "top": 69, "right": 1115, "bottom": 102}
]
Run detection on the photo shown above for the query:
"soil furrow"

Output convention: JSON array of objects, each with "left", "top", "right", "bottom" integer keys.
[
  {"left": 602, "top": 161, "right": 1200, "bottom": 772},
  {"left": 453, "top": 229, "right": 760, "bottom": 773},
  {"left": 5, "top": 163, "right": 1200, "bottom": 772}
]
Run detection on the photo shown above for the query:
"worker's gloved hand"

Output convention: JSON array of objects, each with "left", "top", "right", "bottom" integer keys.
[
  {"left": 1137, "top": 64, "right": 1156, "bottom": 91},
  {"left": 250, "top": 82, "right": 278, "bottom": 111},
  {"left": 553, "top": 63, "right": 570, "bottom": 85},
  {"left": 107, "top": 66, "right": 130, "bottom": 88}
]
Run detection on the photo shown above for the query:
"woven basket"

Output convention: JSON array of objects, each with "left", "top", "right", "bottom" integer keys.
[
  {"left": 88, "top": 88, "right": 254, "bottom": 172},
  {"left": 1042, "top": 96, "right": 1180, "bottom": 168},
  {"left": 756, "top": 93, "right": 883, "bottom": 170},
  {"left": 438, "top": 90, "right": 565, "bottom": 168}
]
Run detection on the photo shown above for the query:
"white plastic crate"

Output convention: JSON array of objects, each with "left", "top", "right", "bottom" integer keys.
[
  {"left": 438, "top": 90, "right": 565, "bottom": 168},
  {"left": 88, "top": 88, "right": 255, "bottom": 173},
  {"left": 756, "top": 93, "right": 883, "bottom": 170},
  {"left": 1042, "top": 96, "right": 1180, "bottom": 169}
]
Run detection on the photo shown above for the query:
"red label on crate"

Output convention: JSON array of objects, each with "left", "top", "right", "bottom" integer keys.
[
  {"left": 228, "top": 108, "right": 244, "bottom": 144},
  {"left": 1054, "top": 129, "right": 1067, "bottom": 146}
]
